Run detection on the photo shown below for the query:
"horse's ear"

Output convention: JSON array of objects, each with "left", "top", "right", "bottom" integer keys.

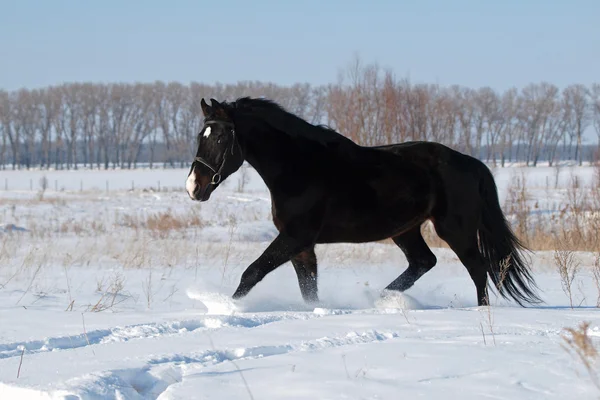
[
  {"left": 200, "top": 98, "right": 211, "bottom": 117},
  {"left": 210, "top": 98, "right": 229, "bottom": 119}
]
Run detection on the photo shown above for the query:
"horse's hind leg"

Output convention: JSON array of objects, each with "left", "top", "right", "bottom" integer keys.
[
  {"left": 385, "top": 225, "right": 437, "bottom": 292},
  {"left": 433, "top": 219, "right": 489, "bottom": 306},
  {"left": 291, "top": 247, "right": 318, "bottom": 303}
]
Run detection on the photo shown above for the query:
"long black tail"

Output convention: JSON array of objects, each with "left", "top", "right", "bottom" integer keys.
[{"left": 477, "top": 164, "right": 542, "bottom": 307}]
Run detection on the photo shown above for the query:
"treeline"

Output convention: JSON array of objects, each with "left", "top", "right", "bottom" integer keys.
[{"left": 1, "top": 60, "right": 599, "bottom": 170}]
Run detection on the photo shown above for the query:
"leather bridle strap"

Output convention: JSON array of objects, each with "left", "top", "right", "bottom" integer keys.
[{"left": 193, "top": 120, "right": 238, "bottom": 185}]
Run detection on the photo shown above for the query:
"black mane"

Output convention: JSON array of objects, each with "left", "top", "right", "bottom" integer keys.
[{"left": 230, "top": 97, "right": 357, "bottom": 148}]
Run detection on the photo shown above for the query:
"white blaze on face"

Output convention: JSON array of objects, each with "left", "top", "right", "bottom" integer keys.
[
  {"left": 186, "top": 170, "right": 197, "bottom": 198},
  {"left": 203, "top": 126, "right": 212, "bottom": 138}
]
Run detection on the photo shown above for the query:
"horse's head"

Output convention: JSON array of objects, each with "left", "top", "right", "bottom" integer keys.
[{"left": 186, "top": 98, "right": 244, "bottom": 201}]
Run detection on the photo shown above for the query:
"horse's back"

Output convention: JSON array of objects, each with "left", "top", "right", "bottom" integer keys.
[
  {"left": 373, "top": 141, "right": 476, "bottom": 169},
  {"left": 374, "top": 141, "right": 489, "bottom": 218}
]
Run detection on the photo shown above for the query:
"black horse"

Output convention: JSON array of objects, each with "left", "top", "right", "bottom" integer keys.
[{"left": 186, "top": 97, "right": 541, "bottom": 307}]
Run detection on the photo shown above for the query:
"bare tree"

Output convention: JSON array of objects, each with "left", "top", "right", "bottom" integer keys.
[
  {"left": 122, "top": 84, "right": 154, "bottom": 168},
  {"left": 325, "top": 56, "right": 389, "bottom": 146},
  {"left": 2, "top": 69, "right": 598, "bottom": 169},
  {"left": 498, "top": 88, "right": 519, "bottom": 166},
  {"left": 54, "top": 84, "right": 82, "bottom": 169},
  {"left": 483, "top": 90, "right": 503, "bottom": 165},
  {"left": 154, "top": 81, "right": 177, "bottom": 167},
  {"left": 37, "top": 87, "right": 59, "bottom": 169},
  {"left": 533, "top": 83, "right": 559, "bottom": 166},
  {"left": 7, "top": 90, "right": 26, "bottom": 169},
  {"left": 107, "top": 83, "right": 133, "bottom": 169},
  {"left": 590, "top": 83, "right": 600, "bottom": 159},
  {"left": 0, "top": 90, "right": 9, "bottom": 169},
  {"left": 563, "top": 84, "right": 590, "bottom": 165},
  {"left": 519, "top": 83, "right": 556, "bottom": 166},
  {"left": 545, "top": 94, "right": 567, "bottom": 166},
  {"left": 472, "top": 87, "right": 496, "bottom": 159},
  {"left": 79, "top": 83, "right": 100, "bottom": 169},
  {"left": 147, "top": 82, "right": 165, "bottom": 168},
  {"left": 454, "top": 87, "right": 475, "bottom": 154},
  {"left": 307, "top": 85, "right": 327, "bottom": 125},
  {"left": 19, "top": 89, "right": 39, "bottom": 169}
]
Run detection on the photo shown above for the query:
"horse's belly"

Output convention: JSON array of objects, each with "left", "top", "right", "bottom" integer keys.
[{"left": 316, "top": 211, "right": 421, "bottom": 244}]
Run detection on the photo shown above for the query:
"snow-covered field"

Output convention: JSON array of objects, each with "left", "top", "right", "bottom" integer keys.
[{"left": 0, "top": 163, "right": 599, "bottom": 399}]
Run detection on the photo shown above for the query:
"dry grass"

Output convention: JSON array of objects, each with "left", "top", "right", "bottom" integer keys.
[
  {"left": 504, "top": 171, "right": 533, "bottom": 246},
  {"left": 121, "top": 209, "right": 203, "bottom": 239},
  {"left": 390, "top": 168, "right": 600, "bottom": 255},
  {"left": 561, "top": 321, "right": 600, "bottom": 392},
  {"left": 503, "top": 170, "right": 600, "bottom": 252},
  {"left": 4, "top": 164, "right": 598, "bottom": 255},
  {"left": 1, "top": 196, "right": 73, "bottom": 207},
  {"left": 12, "top": 207, "right": 204, "bottom": 239},
  {"left": 1, "top": 167, "right": 598, "bottom": 301}
]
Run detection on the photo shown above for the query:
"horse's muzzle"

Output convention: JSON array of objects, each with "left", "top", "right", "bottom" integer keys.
[{"left": 193, "top": 184, "right": 213, "bottom": 202}]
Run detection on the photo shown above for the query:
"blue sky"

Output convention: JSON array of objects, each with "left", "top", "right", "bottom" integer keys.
[{"left": 1, "top": 0, "right": 598, "bottom": 92}]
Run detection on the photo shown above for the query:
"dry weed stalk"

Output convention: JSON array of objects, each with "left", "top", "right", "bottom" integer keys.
[
  {"left": 63, "top": 254, "right": 73, "bottom": 309},
  {"left": 564, "top": 174, "right": 588, "bottom": 248},
  {"left": 504, "top": 171, "right": 532, "bottom": 246},
  {"left": 479, "top": 322, "right": 488, "bottom": 346},
  {"left": 16, "top": 347, "right": 25, "bottom": 378},
  {"left": 0, "top": 242, "right": 30, "bottom": 290},
  {"left": 119, "top": 238, "right": 150, "bottom": 269},
  {"left": 553, "top": 162, "right": 563, "bottom": 189},
  {"left": 478, "top": 258, "right": 510, "bottom": 346},
  {"left": 90, "top": 272, "right": 127, "bottom": 312},
  {"left": 553, "top": 247, "right": 580, "bottom": 309},
  {"left": 593, "top": 254, "right": 600, "bottom": 308},
  {"left": 561, "top": 321, "right": 599, "bottom": 391},
  {"left": 594, "top": 160, "right": 600, "bottom": 189},
  {"left": 142, "top": 270, "right": 162, "bottom": 309},
  {"left": 81, "top": 313, "right": 95, "bottom": 356},
  {"left": 237, "top": 164, "right": 250, "bottom": 192},
  {"left": 36, "top": 175, "right": 48, "bottom": 201},
  {"left": 15, "top": 251, "right": 47, "bottom": 305},
  {"left": 479, "top": 299, "right": 496, "bottom": 346},
  {"left": 221, "top": 215, "right": 239, "bottom": 286},
  {"left": 206, "top": 333, "right": 255, "bottom": 400}
]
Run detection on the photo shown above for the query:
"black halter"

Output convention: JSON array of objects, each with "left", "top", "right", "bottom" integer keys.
[{"left": 193, "top": 119, "right": 238, "bottom": 185}]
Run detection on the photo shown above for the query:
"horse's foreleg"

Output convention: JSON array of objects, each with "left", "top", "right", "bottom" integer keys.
[{"left": 232, "top": 233, "right": 310, "bottom": 299}]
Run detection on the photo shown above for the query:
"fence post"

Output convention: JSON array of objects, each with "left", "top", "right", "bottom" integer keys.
[{"left": 106, "top": 180, "right": 109, "bottom": 193}]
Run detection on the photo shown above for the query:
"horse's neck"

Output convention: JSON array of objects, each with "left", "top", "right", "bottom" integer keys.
[
  {"left": 241, "top": 128, "right": 307, "bottom": 191},
  {"left": 242, "top": 143, "right": 286, "bottom": 191},
  {"left": 237, "top": 114, "right": 358, "bottom": 190}
]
